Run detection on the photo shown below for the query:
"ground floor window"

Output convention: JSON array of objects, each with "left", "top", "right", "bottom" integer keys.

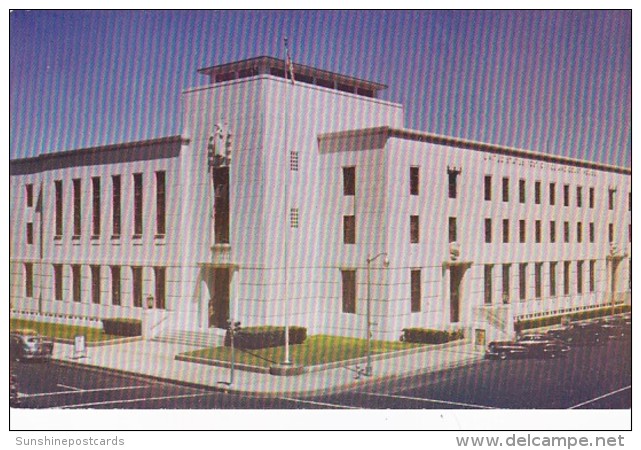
[
  {"left": 341, "top": 270, "right": 356, "bottom": 314},
  {"left": 91, "top": 266, "right": 101, "bottom": 304},
  {"left": 111, "top": 266, "right": 121, "bottom": 306},
  {"left": 484, "top": 265, "right": 493, "bottom": 305},
  {"left": 24, "top": 263, "right": 33, "bottom": 298},
  {"left": 411, "top": 269, "right": 421, "bottom": 312},
  {"left": 54, "top": 264, "right": 63, "bottom": 301},
  {"left": 154, "top": 267, "right": 166, "bottom": 309},
  {"left": 72, "top": 265, "right": 81, "bottom": 302},
  {"left": 132, "top": 267, "right": 143, "bottom": 307}
]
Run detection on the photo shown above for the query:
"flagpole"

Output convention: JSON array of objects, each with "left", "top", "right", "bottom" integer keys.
[{"left": 283, "top": 37, "right": 291, "bottom": 365}]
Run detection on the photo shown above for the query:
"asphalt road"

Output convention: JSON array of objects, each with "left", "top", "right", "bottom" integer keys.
[{"left": 12, "top": 335, "right": 630, "bottom": 410}]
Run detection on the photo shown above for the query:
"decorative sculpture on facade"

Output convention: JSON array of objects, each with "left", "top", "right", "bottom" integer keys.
[
  {"left": 208, "top": 122, "right": 233, "bottom": 167},
  {"left": 449, "top": 242, "right": 461, "bottom": 261}
]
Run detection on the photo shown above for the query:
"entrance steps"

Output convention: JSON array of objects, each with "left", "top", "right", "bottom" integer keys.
[{"left": 151, "top": 329, "right": 224, "bottom": 348}]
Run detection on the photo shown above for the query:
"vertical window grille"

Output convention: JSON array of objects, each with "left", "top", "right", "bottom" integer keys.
[
  {"left": 341, "top": 270, "right": 356, "bottom": 314},
  {"left": 577, "top": 222, "right": 582, "bottom": 243},
  {"left": 502, "top": 264, "right": 511, "bottom": 303},
  {"left": 503, "top": 219, "right": 510, "bottom": 243},
  {"left": 112, "top": 175, "right": 121, "bottom": 237},
  {"left": 576, "top": 186, "right": 582, "bottom": 207},
  {"left": 290, "top": 208, "right": 299, "bottom": 228},
  {"left": 26, "top": 222, "right": 33, "bottom": 244},
  {"left": 484, "top": 265, "right": 493, "bottom": 305},
  {"left": 549, "top": 182, "right": 556, "bottom": 205},
  {"left": 589, "top": 222, "right": 595, "bottom": 243},
  {"left": 563, "top": 184, "right": 570, "bottom": 207},
  {"left": 111, "top": 266, "right": 121, "bottom": 306},
  {"left": 410, "top": 167, "right": 419, "bottom": 196},
  {"left": 448, "top": 217, "right": 457, "bottom": 243},
  {"left": 411, "top": 269, "right": 421, "bottom": 312},
  {"left": 72, "top": 265, "right": 81, "bottom": 303},
  {"left": 535, "top": 263, "right": 542, "bottom": 299},
  {"left": 535, "top": 220, "right": 541, "bottom": 243},
  {"left": 589, "top": 260, "right": 595, "bottom": 293},
  {"left": 485, "top": 218, "right": 492, "bottom": 243},
  {"left": 564, "top": 221, "right": 570, "bottom": 243},
  {"left": 55, "top": 180, "right": 63, "bottom": 237},
  {"left": 448, "top": 170, "right": 459, "bottom": 199},
  {"left": 608, "top": 189, "right": 615, "bottom": 210},
  {"left": 25, "top": 263, "right": 33, "bottom": 298},
  {"left": 92, "top": 177, "right": 101, "bottom": 237},
  {"left": 608, "top": 223, "right": 614, "bottom": 242},
  {"left": 343, "top": 215, "right": 355, "bottom": 244},
  {"left": 534, "top": 181, "right": 541, "bottom": 204},
  {"left": 26, "top": 184, "right": 33, "bottom": 207},
  {"left": 563, "top": 261, "right": 571, "bottom": 296},
  {"left": 550, "top": 220, "right": 556, "bottom": 243},
  {"left": 133, "top": 173, "right": 143, "bottom": 237},
  {"left": 132, "top": 267, "right": 143, "bottom": 307},
  {"left": 577, "top": 261, "right": 584, "bottom": 295},
  {"left": 54, "top": 264, "right": 63, "bottom": 301},
  {"left": 410, "top": 215, "right": 420, "bottom": 243},
  {"left": 519, "top": 220, "right": 526, "bottom": 243},
  {"left": 549, "top": 262, "right": 557, "bottom": 297},
  {"left": 484, "top": 175, "right": 492, "bottom": 201},
  {"left": 154, "top": 267, "right": 166, "bottom": 309},
  {"left": 156, "top": 171, "right": 166, "bottom": 235},
  {"left": 519, "top": 263, "right": 527, "bottom": 301},
  {"left": 519, "top": 179, "right": 526, "bottom": 203},
  {"left": 589, "top": 187, "right": 595, "bottom": 208},
  {"left": 502, "top": 177, "right": 509, "bottom": 202},
  {"left": 73, "top": 179, "right": 81, "bottom": 237},
  {"left": 91, "top": 265, "right": 101, "bottom": 304},
  {"left": 343, "top": 167, "right": 355, "bottom": 196}
]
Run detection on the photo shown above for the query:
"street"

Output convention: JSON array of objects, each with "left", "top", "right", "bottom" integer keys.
[{"left": 11, "top": 334, "right": 630, "bottom": 410}]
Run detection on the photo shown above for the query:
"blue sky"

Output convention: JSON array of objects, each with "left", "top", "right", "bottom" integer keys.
[{"left": 9, "top": 10, "right": 631, "bottom": 166}]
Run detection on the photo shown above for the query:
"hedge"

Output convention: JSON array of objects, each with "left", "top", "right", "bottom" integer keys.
[
  {"left": 514, "top": 305, "right": 631, "bottom": 332},
  {"left": 102, "top": 318, "right": 142, "bottom": 337},
  {"left": 224, "top": 325, "right": 307, "bottom": 349},
  {"left": 400, "top": 328, "right": 464, "bottom": 344}
]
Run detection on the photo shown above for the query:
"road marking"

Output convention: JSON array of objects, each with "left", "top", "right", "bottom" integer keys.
[
  {"left": 277, "top": 396, "right": 359, "bottom": 409},
  {"left": 569, "top": 385, "right": 632, "bottom": 409},
  {"left": 57, "top": 392, "right": 212, "bottom": 409},
  {"left": 57, "top": 384, "right": 81, "bottom": 391},
  {"left": 361, "top": 392, "right": 496, "bottom": 409},
  {"left": 20, "top": 385, "right": 149, "bottom": 399}
]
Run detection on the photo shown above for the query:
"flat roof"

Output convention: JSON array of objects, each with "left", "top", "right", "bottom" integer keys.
[
  {"left": 197, "top": 56, "right": 387, "bottom": 97},
  {"left": 318, "top": 126, "right": 631, "bottom": 176}
]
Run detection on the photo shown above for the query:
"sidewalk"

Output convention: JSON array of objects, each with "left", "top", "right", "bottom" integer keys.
[{"left": 52, "top": 338, "right": 486, "bottom": 397}]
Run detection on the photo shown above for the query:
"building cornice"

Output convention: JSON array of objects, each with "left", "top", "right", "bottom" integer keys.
[{"left": 318, "top": 126, "right": 631, "bottom": 176}]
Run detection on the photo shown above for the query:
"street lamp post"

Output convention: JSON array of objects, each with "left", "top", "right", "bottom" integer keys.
[{"left": 365, "top": 252, "right": 389, "bottom": 376}]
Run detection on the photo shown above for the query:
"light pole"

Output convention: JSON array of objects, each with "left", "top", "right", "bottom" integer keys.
[{"left": 365, "top": 252, "right": 389, "bottom": 376}]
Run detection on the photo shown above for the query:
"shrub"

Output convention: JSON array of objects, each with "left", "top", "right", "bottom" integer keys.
[
  {"left": 224, "top": 325, "right": 307, "bottom": 349},
  {"left": 400, "top": 328, "right": 464, "bottom": 344},
  {"left": 102, "top": 318, "right": 142, "bottom": 337},
  {"left": 514, "top": 305, "right": 631, "bottom": 332}
]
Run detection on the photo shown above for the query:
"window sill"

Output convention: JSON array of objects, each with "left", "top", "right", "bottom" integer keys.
[{"left": 72, "top": 235, "right": 81, "bottom": 240}]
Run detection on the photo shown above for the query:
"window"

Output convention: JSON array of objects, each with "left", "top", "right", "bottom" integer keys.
[
  {"left": 563, "top": 261, "right": 571, "bottom": 296},
  {"left": 629, "top": 192, "right": 632, "bottom": 212},
  {"left": 534, "top": 181, "right": 541, "bottom": 205},
  {"left": 564, "top": 221, "right": 570, "bottom": 243},
  {"left": 519, "top": 179, "right": 526, "bottom": 203},
  {"left": 502, "top": 219, "right": 509, "bottom": 243},
  {"left": 343, "top": 215, "right": 355, "bottom": 244},
  {"left": 156, "top": 171, "right": 166, "bottom": 235},
  {"left": 410, "top": 167, "right": 419, "bottom": 196},
  {"left": 154, "top": 267, "right": 166, "bottom": 309},
  {"left": 576, "top": 186, "right": 582, "bottom": 208},
  {"left": 484, "top": 175, "right": 492, "bottom": 201},
  {"left": 26, "top": 222, "right": 33, "bottom": 245},
  {"left": 535, "top": 263, "right": 542, "bottom": 299},
  {"left": 535, "top": 220, "right": 541, "bottom": 243},
  {"left": 550, "top": 220, "right": 556, "bottom": 243},
  {"left": 485, "top": 218, "right": 492, "bottom": 243},
  {"left": 502, "top": 264, "right": 511, "bottom": 303},
  {"left": 91, "top": 265, "right": 101, "bottom": 304},
  {"left": 577, "top": 261, "right": 583, "bottom": 295},
  {"left": 411, "top": 270, "right": 421, "bottom": 312},
  {"left": 55, "top": 180, "right": 63, "bottom": 237},
  {"left": 92, "top": 177, "right": 101, "bottom": 237},
  {"left": 608, "top": 223, "right": 614, "bottom": 243},
  {"left": 290, "top": 151, "right": 299, "bottom": 171},
  {"left": 448, "top": 169, "right": 459, "bottom": 199},
  {"left": 26, "top": 184, "right": 33, "bottom": 207},
  {"left": 484, "top": 265, "right": 493, "bottom": 305},
  {"left": 608, "top": 189, "right": 615, "bottom": 210},
  {"left": 343, "top": 167, "right": 355, "bottom": 196},
  {"left": 132, "top": 267, "right": 143, "bottom": 308},
  {"left": 589, "top": 187, "right": 595, "bottom": 208},
  {"left": 549, "top": 262, "right": 557, "bottom": 297},
  {"left": 519, "top": 263, "right": 527, "bottom": 301},
  {"left": 72, "top": 265, "right": 81, "bottom": 303},
  {"left": 54, "top": 264, "right": 63, "bottom": 301},
  {"left": 563, "top": 184, "right": 570, "bottom": 207},
  {"left": 112, "top": 175, "right": 121, "bottom": 237},
  {"left": 589, "top": 222, "right": 595, "bottom": 243},
  {"left": 410, "top": 215, "right": 420, "bottom": 243},
  {"left": 549, "top": 182, "right": 556, "bottom": 206},
  {"left": 629, "top": 224, "right": 632, "bottom": 243},
  {"left": 577, "top": 222, "right": 582, "bottom": 243},
  {"left": 24, "top": 263, "right": 33, "bottom": 298},
  {"left": 133, "top": 173, "right": 143, "bottom": 237},
  {"left": 290, "top": 208, "right": 299, "bottom": 228},
  {"left": 341, "top": 270, "right": 356, "bottom": 314},
  {"left": 589, "top": 260, "right": 595, "bottom": 293},
  {"left": 73, "top": 178, "right": 81, "bottom": 237},
  {"left": 502, "top": 177, "right": 509, "bottom": 202},
  {"left": 448, "top": 217, "right": 457, "bottom": 243},
  {"left": 519, "top": 220, "right": 526, "bottom": 243},
  {"left": 111, "top": 266, "right": 121, "bottom": 306}
]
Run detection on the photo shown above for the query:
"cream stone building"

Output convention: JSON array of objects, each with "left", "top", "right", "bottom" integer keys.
[{"left": 10, "top": 57, "right": 631, "bottom": 345}]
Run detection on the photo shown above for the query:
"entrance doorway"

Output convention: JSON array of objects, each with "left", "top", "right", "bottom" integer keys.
[
  {"left": 450, "top": 267, "right": 463, "bottom": 323},
  {"left": 208, "top": 268, "right": 230, "bottom": 329}
]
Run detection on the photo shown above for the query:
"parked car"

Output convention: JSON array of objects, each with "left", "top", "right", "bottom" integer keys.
[
  {"left": 546, "top": 322, "right": 603, "bottom": 345},
  {"left": 486, "top": 334, "right": 570, "bottom": 360},
  {"left": 10, "top": 329, "right": 54, "bottom": 362}
]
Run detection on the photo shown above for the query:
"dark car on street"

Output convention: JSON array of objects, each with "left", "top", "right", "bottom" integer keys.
[
  {"left": 10, "top": 329, "right": 54, "bottom": 362},
  {"left": 486, "top": 334, "right": 570, "bottom": 360},
  {"left": 546, "top": 322, "right": 603, "bottom": 345}
]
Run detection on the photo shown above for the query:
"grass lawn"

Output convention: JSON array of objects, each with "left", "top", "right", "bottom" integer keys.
[
  {"left": 10, "top": 318, "right": 122, "bottom": 343},
  {"left": 183, "top": 335, "right": 425, "bottom": 368}
]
